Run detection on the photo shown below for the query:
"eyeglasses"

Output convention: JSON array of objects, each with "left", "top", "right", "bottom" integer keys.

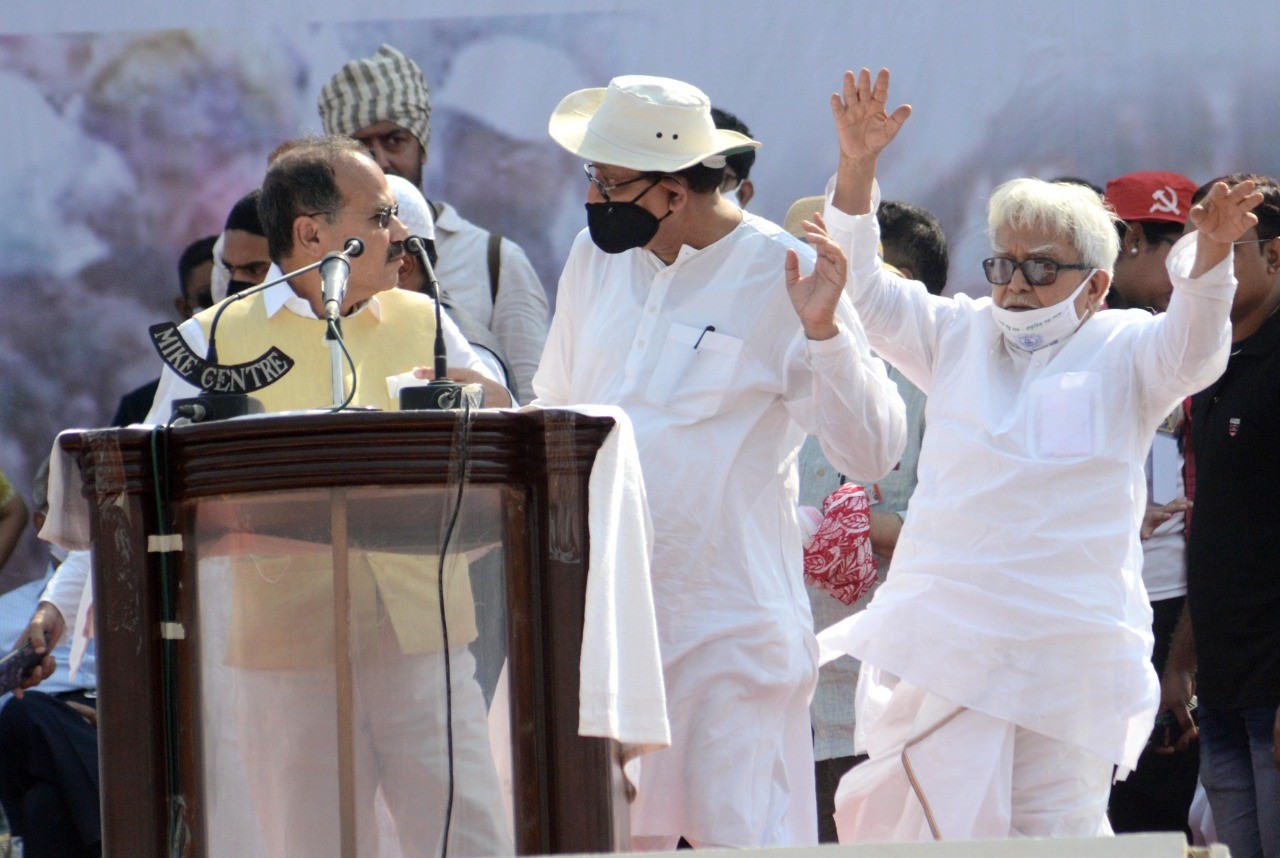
[
  {"left": 720, "top": 170, "right": 742, "bottom": 194},
  {"left": 583, "top": 163, "right": 655, "bottom": 202},
  {"left": 982, "top": 256, "right": 1092, "bottom": 287},
  {"left": 306, "top": 204, "right": 400, "bottom": 230}
]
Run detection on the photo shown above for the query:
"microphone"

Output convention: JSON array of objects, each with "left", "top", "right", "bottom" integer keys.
[
  {"left": 206, "top": 237, "right": 363, "bottom": 364},
  {"left": 158, "top": 238, "right": 365, "bottom": 422},
  {"left": 320, "top": 238, "right": 364, "bottom": 322},
  {"left": 400, "top": 235, "right": 483, "bottom": 411}
]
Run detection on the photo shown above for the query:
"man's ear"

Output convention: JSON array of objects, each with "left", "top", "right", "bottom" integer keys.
[
  {"left": 293, "top": 214, "right": 325, "bottom": 262},
  {"left": 660, "top": 175, "right": 690, "bottom": 213},
  {"left": 737, "top": 179, "right": 755, "bottom": 209},
  {"left": 1265, "top": 236, "right": 1280, "bottom": 275},
  {"left": 397, "top": 253, "right": 416, "bottom": 289},
  {"left": 1089, "top": 269, "right": 1112, "bottom": 309}
]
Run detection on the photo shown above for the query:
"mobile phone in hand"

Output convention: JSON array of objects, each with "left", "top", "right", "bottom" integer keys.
[
  {"left": 1148, "top": 697, "right": 1198, "bottom": 749},
  {"left": 0, "top": 640, "right": 46, "bottom": 696}
]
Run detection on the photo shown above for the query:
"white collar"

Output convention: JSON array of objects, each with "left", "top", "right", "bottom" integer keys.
[
  {"left": 260, "top": 264, "right": 382, "bottom": 321},
  {"left": 429, "top": 200, "right": 462, "bottom": 236}
]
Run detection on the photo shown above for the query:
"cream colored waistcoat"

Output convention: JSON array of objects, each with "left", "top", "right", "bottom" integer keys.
[{"left": 194, "top": 287, "right": 478, "bottom": 668}]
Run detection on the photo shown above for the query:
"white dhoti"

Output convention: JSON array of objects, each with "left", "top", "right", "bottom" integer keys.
[
  {"left": 833, "top": 666, "right": 1114, "bottom": 843},
  {"left": 630, "top": 624, "right": 819, "bottom": 848}
]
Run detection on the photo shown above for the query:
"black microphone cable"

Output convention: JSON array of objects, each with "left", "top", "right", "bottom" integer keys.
[
  {"left": 435, "top": 396, "right": 474, "bottom": 858},
  {"left": 325, "top": 318, "right": 359, "bottom": 412},
  {"left": 205, "top": 238, "right": 364, "bottom": 365},
  {"left": 149, "top": 418, "right": 190, "bottom": 856}
]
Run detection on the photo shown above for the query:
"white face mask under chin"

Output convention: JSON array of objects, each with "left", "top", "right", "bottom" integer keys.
[{"left": 991, "top": 270, "right": 1096, "bottom": 352}]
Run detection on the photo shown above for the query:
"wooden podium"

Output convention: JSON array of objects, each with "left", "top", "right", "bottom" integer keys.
[{"left": 59, "top": 409, "right": 631, "bottom": 857}]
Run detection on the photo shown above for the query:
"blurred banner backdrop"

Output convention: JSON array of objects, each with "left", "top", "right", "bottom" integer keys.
[{"left": 2, "top": 0, "right": 1277, "bottom": 585}]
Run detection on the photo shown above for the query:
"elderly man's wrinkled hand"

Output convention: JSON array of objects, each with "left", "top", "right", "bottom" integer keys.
[
  {"left": 832, "top": 68, "right": 912, "bottom": 164},
  {"left": 1189, "top": 179, "right": 1264, "bottom": 245}
]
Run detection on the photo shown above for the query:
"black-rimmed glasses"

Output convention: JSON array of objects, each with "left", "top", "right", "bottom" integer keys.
[
  {"left": 982, "top": 256, "right": 1092, "bottom": 287},
  {"left": 306, "top": 204, "right": 400, "bottom": 230}
]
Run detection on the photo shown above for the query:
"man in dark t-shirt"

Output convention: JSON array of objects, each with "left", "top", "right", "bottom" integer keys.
[{"left": 1163, "top": 172, "right": 1280, "bottom": 858}]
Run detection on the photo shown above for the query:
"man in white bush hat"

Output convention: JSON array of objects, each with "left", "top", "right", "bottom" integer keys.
[{"left": 534, "top": 74, "right": 907, "bottom": 848}]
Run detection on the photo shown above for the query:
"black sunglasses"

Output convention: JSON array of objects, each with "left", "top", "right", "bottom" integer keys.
[{"left": 982, "top": 256, "right": 1092, "bottom": 287}]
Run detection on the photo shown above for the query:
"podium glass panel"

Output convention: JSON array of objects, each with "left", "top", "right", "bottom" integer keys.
[{"left": 191, "top": 484, "right": 514, "bottom": 858}]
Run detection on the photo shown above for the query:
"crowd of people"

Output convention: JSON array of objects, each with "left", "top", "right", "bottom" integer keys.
[{"left": 0, "top": 46, "right": 1276, "bottom": 858}]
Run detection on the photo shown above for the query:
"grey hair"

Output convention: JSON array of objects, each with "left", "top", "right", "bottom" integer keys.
[{"left": 987, "top": 178, "right": 1120, "bottom": 272}]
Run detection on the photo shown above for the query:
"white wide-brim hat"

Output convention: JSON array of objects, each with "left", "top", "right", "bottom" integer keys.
[{"left": 549, "top": 74, "right": 759, "bottom": 173}]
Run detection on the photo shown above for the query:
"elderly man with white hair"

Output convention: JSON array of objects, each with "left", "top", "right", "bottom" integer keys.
[
  {"left": 816, "top": 68, "right": 1263, "bottom": 842},
  {"left": 535, "top": 74, "right": 908, "bottom": 848}
]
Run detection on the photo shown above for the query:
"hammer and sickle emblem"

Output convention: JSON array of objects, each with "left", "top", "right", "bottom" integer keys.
[{"left": 1149, "top": 186, "right": 1180, "bottom": 215}]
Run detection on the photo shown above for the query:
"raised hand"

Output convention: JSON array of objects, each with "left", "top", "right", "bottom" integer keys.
[
  {"left": 832, "top": 68, "right": 912, "bottom": 163},
  {"left": 785, "top": 213, "right": 847, "bottom": 341},
  {"left": 1190, "top": 179, "right": 1263, "bottom": 245}
]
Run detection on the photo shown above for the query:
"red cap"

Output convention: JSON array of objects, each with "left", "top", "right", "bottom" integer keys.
[{"left": 1104, "top": 171, "right": 1198, "bottom": 224}]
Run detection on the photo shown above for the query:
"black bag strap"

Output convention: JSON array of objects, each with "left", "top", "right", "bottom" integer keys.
[{"left": 486, "top": 231, "right": 502, "bottom": 303}]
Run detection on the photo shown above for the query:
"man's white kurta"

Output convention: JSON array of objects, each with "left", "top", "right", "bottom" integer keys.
[
  {"left": 533, "top": 214, "right": 906, "bottom": 846},
  {"left": 818, "top": 181, "right": 1235, "bottom": 770}
]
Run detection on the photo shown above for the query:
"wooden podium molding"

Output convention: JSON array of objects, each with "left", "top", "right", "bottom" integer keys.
[{"left": 60, "top": 409, "right": 630, "bottom": 857}]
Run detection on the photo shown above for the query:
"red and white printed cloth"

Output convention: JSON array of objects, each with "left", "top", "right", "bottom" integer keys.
[{"left": 803, "top": 483, "right": 877, "bottom": 605}]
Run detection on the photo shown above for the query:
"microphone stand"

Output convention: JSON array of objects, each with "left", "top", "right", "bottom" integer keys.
[
  {"left": 320, "top": 252, "right": 350, "bottom": 408},
  {"left": 399, "top": 236, "right": 483, "bottom": 410}
]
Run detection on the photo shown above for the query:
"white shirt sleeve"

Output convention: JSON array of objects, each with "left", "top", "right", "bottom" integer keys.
[
  {"left": 1130, "top": 232, "right": 1236, "bottom": 410},
  {"left": 145, "top": 318, "right": 206, "bottom": 424},
  {"left": 784, "top": 296, "right": 908, "bottom": 484},
  {"left": 822, "top": 175, "right": 960, "bottom": 394},
  {"left": 530, "top": 247, "right": 582, "bottom": 408},
  {"left": 490, "top": 239, "right": 550, "bottom": 403},
  {"left": 439, "top": 309, "right": 516, "bottom": 402},
  {"left": 38, "top": 549, "right": 91, "bottom": 636}
]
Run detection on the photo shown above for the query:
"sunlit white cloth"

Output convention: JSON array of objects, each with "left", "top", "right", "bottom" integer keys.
[
  {"left": 819, "top": 178, "right": 1235, "bottom": 773},
  {"left": 533, "top": 215, "right": 906, "bottom": 846}
]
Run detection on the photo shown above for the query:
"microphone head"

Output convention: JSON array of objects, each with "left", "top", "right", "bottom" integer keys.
[
  {"left": 343, "top": 238, "right": 364, "bottom": 258},
  {"left": 404, "top": 235, "right": 426, "bottom": 255}
]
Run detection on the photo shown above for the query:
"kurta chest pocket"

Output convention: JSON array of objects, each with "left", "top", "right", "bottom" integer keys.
[
  {"left": 1028, "top": 371, "right": 1103, "bottom": 459},
  {"left": 646, "top": 323, "right": 743, "bottom": 418}
]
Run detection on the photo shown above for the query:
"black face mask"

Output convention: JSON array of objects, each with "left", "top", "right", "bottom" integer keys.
[{"left": 585, "top": 179, "right": 670, "bottom": 254}]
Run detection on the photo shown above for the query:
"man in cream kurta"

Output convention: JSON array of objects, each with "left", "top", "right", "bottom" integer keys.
[
  {"left": 27, "top": 138, "right": 514, "bottom": 858},
  {"left": 816, "top": 68, "right": 1262, "bottom": 842},
  {"left": 535, "top": 75, "right": 906, "bottom": 848}
]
